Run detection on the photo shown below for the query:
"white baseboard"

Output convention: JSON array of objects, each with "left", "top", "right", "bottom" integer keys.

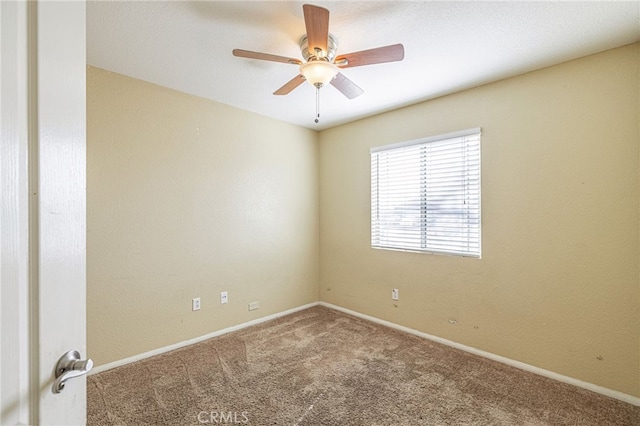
[
  {"left": 89, "top": 300, "right": 640, "bottom": 407},
  {"left": 319, "top": 301, "right": 640, "bottom": 407},
  {"left": 89, "top": 302, "right": 320, "bottom": 376}
]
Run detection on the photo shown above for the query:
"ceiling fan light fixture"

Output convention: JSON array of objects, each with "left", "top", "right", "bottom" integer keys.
[
  {"left": 233, "top": 3, "right": 404, "bottom": 117},
  {"left": 300, "top": 60, "right": 339, "bottom": 88}
]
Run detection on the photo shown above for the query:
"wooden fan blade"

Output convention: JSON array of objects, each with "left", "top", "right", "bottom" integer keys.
[
  {"left": 330, "top": 73, "right": 364, "bottom": 99},
  {"left": 274, "top": 74, "right": 306, "bottom": 95},
  {"left": 335, "top": 44, "right": 404, "bottom": 68},
  {"left": 303, "top": 4, "right": 329, "bottom": 56},
  {"left": 233, "top": 49, "right": 302, "bottom": 65}
]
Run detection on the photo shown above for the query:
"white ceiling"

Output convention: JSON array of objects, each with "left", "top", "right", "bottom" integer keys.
[{"left": 87, "top": 1, "right": 640, "bottom": 130}]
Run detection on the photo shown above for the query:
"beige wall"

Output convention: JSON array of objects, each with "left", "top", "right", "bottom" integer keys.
[
  {"left": 88, "top": 43, "right": 639, "bottom": 398},
  {"left": 319, "top": 44, "right": 640, "bottom": 397},
  {"left": 87, "top": 67, "right": 319, "bottom": 366}
]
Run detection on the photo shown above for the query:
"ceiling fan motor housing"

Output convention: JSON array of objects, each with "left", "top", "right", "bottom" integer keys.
[{"left": 300, "top": 34, "right": 338, "bottom": 62}]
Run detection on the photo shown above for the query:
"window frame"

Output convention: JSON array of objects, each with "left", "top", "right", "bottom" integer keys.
[{"left": 370, "top": 128, "right": 482, "bottom": 258}]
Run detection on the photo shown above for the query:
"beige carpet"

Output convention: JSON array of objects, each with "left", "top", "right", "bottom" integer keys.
[{"left": 88, "top": 306, "right": 639, "bottom": 425}]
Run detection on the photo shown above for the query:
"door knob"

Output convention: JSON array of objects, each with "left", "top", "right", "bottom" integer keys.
[{"left": 53, "top": 350, "right": 93, "bottom": 393}]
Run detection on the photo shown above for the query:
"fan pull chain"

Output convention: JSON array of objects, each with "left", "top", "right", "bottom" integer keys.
[{"left": 315, "top": 85, "right": 320, "bottom": 124}]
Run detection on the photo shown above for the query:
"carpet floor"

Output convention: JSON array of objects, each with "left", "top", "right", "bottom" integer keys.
[{"left": 88, "top": 306, "right": 639, "bottom": 425}]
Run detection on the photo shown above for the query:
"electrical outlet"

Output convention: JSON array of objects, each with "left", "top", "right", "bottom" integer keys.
[
  {"left": 192, "top": 297, "right": 201, "bottom": 311},
  {"left": 392, "top": 289, "right": 399, "bottom": 300},
  {"left": 248, "top": 301, "right": 259, "bottom": 311},
  {"left": 220, "top": 291, "right": 228, "bottom": 304}
]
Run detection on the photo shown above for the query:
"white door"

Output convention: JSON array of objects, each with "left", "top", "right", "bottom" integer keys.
[{"left": 1, "top": 1, "right": 87, "bottom": 425}]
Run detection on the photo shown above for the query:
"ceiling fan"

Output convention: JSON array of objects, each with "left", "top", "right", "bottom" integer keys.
[{"left": 232, "top": 3, "right": 404, "bottom": 122}]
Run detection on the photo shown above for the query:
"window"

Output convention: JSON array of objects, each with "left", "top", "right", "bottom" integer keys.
[{"left": 370, "top": 128, "right": 481, "bottom": 257}]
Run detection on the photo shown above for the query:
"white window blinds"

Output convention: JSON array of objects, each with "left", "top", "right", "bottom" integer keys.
[{"left": 371, "top": 128, "right": 481, "bottom": 257}]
